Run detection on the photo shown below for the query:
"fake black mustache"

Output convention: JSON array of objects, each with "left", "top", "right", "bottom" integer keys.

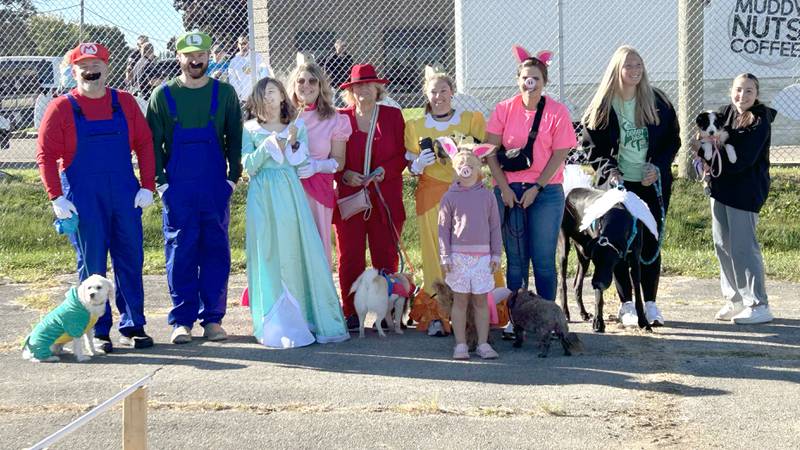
[{"left": 81, "top": 72, "right": 101, "bottom": 81}]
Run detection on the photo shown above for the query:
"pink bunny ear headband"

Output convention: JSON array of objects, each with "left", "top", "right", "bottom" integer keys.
[{"left": 512, "top": 45, "right": 553, "bottom": 65}]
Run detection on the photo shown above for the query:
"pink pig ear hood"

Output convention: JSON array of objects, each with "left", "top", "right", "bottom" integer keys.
[{"left": 512, "top": 45, "right": 554, "bottom": 66}]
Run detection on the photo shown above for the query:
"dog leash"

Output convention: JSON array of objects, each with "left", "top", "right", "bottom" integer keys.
[
  {"left": 373, "top": 182, "right": 416, "bottom": 275},
  {"left": 639, "top": 167, "right": 665, "bottom": 266},
  {"left": 701, "top": 136, "right": 724, "bottom": 178}
]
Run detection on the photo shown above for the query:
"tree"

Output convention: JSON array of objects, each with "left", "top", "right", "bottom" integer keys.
[
  {"left": 173, "top": 0, "right": 248, "bottom": 52},
  {"left": 27, "top": 15, "right": 130, "bottom": 88},
  {"left": 0, "top": 0, "right": 37, "bottom": 56}
]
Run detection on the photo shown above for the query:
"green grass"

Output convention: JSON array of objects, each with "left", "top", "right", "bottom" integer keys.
[{"left": 1, "top": 167, "right": 799, "bottom": 283}]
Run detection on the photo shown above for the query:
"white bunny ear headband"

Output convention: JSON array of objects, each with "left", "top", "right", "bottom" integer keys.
[
  {"left": 511, "top": 45, "right": 554, "bottom": 65},
  {"left": 579, "top": 188, "right": 659, "bottom": 239}
]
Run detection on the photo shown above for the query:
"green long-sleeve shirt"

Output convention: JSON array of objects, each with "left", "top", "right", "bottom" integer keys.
[{"left": 147, "top": 77, "right": 243, "bottom": 185}]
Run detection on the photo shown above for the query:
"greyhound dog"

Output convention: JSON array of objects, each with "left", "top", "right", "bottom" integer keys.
[{"left": 559, "top": 186, "right": 657, "bottom": 333}]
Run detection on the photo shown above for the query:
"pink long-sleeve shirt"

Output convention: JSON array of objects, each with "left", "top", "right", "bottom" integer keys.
[{"left": 438, "top": 181, "right": 502, "bottom": 264}]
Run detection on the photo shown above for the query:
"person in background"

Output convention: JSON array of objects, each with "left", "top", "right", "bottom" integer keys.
[
  {"left": 208, "top": 45, "right": 230, "bottom": 81},
  {"left": 126, "top": 35, "right": 149, "bottom": 91},
  {"left": 34, "top": 52, "right": 75, "bottom": 130},
  {"left": 228, "top": 35, "right": 270, "bottom": 105},
  {"left": 322, "top": 39, "right": 353, "bottom": 106},
  {"left": 133, "top": 42, "right": 159, "bottom": 100}
]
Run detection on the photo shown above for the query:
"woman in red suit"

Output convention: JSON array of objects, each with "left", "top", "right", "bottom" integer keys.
[{"left": 334, "top": 64, "right": 407, "bottom": 330}]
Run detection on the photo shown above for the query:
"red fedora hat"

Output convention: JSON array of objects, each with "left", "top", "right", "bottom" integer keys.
[{"left": 340, "top": 64, "right": 390, "bottom": 89}]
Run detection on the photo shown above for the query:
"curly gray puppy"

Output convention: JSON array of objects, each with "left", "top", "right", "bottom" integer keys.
[{"left": 508, "top": 290, "right": 584, "bottom": 358}]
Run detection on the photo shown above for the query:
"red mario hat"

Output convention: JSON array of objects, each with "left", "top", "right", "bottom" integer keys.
[
  {"left": 69, "top": 43, "right": 110, "bottom": 64},
  {"left": 340, "top": 64, "right": 390, "bottom": 89}
]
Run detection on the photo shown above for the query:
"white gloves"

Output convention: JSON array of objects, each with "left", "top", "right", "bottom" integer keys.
[
  {"left": 297, "top": 158, "right": 339, "bottom": 179},
  {"left": 226, "top": 180, "right": 236, "bottom": 190},
  {"left": 134, "top": 188, "right": 154, "bottom": 209},
  {"left": 52, "top": 195, "right": 77, "bottom": 219},
  {"left": 156, "top": 183, "right": 169, "bottom": 198},
  {"left": 410, "top": 148, "right": 436, "bottom": 175}
]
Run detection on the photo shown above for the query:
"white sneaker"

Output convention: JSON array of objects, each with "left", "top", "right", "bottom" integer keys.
[
  {"left": 732, "top": 304, "right": 774, "bottom": 325},
  {"left": 715, "top": 301, "right": 745, "bottom": 321},
  {"left": 170, "top": 326, "right": 192, "bottom": 344},
  {"left": 427, "top": 320, "right": 445, "bottom": 337},
  {"left": 645, "top": 301, "right": 664, "bottom": 326},
  {"left": 618, "top": 302, "right": 638, "bottom": 327}
]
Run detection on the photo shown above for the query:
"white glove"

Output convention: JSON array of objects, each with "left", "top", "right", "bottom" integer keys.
[
  {"left": 134, "top": 188, "right": 154, "bottom": 209},
  {"left": 226, "top": 180, "right": 236, "bottom": 190},
  {"left": 410, "top": 148, "right": 436, "bottom": 175},
  {"left": 156, "top": 183, "right": 169, "bottom": 199},
  {"left": 52, "top": 196, "right": 77, "bottom": 219},
  {"left": 298, "top": 158, "right": 339, "bottom": 179}
]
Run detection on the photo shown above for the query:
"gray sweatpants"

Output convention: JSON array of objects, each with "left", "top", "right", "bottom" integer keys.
[{"left": 711, "top": 199, "right": 768, "bottom": 306}]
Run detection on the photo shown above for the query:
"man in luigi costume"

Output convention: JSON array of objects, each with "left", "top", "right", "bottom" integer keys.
[
  {"left": 36, "top": 43, "right": 156, "bottom": 351},
  {"left": 147, "top": 31, "right": 242, "bottom": 344}
]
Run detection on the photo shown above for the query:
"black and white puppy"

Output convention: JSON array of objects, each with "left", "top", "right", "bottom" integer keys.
[{"left": 695, "top": 111, "right": 737, "bottom": 164}]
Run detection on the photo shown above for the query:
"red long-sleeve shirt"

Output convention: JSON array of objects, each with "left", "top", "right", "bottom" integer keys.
[{"left": 36, "top": 88, "right": 155, "bottom": 200}]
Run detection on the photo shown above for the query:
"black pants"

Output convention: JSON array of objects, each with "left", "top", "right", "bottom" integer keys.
[{"left": 614, "top": 181, "right": 667, "bottom": 304}]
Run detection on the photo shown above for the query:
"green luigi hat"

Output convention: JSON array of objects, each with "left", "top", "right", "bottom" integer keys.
[{"left": 176, "top": 31, "right": 212, "bottom": 53}]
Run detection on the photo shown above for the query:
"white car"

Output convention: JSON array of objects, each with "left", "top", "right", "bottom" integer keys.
[{"left": 0, "top": 56, "right": 61, "bottom": 148}]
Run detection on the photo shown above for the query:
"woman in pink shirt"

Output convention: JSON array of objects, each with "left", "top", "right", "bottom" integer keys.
[
  {"left": 485, "top": 50, "right": 577, "bottom": 300},
  {"left": 288, "top": 61, "right": 352, "bottom": 266}
]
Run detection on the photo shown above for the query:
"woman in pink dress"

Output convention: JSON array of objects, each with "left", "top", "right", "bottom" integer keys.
[{"left": 287, "top": 60, "right": 352, "bottom": 266}]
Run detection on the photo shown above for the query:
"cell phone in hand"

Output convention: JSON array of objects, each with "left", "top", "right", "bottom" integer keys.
[{"left": 362, "top": 167, "right": 384, "bottom": 185}]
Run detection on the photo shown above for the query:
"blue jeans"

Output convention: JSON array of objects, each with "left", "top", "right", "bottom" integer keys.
[{"left": 495, "top": 183, "right": 565, "bottom": 300}]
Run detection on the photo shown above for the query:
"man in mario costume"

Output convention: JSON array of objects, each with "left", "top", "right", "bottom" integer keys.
[
  {"left": 147, "top": 31, "right": 242, "bottom": 344},
  {"left": 36, "top": 42, "right": 157, "bottom": 352}
]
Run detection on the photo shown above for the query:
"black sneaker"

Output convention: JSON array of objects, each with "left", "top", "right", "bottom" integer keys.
[
  {"left": 119, "top": 330, "right": 154, "bottom": 349},
  {"left": 93, "top": 335, "right": 113, "bottom": 353},
  {"left": 345, "top": 315, "right": 360, "bottom": 332}
]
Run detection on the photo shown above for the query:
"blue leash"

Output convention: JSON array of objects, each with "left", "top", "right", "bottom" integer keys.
[{"left": 640, "top": 168, "right": 665, "bottom": 266}]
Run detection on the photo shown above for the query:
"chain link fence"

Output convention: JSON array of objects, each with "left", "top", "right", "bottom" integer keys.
[{"left": 2, "top": 0, "right": 799, "bottom": 168}]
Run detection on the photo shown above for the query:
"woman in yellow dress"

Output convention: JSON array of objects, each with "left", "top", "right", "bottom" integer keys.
[{"left": 405, "top": 67, "right": 502, "bottom": 336}]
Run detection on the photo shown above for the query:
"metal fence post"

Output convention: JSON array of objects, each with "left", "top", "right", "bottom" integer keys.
[
  {"left": 248, "top": 0, "right": 257, "bottom": 92},
  {"left": 122, "top": 386, "right": 148, "bottom": 450},
  {"left": 677, "top": 0, "right": 704, "bottom": 179},
  {"left": 556, "top": 0, "right": 565, "bottom": 102}
]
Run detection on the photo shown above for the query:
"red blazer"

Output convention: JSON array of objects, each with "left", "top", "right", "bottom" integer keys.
[{"left": 335, "top": 105, "right": 406, "bottom": 223}]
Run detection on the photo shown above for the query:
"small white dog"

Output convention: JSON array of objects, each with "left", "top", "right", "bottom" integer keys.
[
  {"left": 22, "top": 274, "right": 111, "bottom": 362},
  {"left": 349, "top": 268, "right": 414, "bottom": 338}
]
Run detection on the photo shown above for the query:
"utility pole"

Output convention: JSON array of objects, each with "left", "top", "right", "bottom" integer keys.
[
  {"left": 79, "top": 0, "right": 85, "bottom": 42},
  {"left": 677, "top": 0, "right": 704, "bottom": 179}
]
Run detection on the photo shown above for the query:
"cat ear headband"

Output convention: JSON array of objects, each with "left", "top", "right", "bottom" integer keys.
[{"left": 512, "top": 45, "right": 553, "bottom": 65}]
